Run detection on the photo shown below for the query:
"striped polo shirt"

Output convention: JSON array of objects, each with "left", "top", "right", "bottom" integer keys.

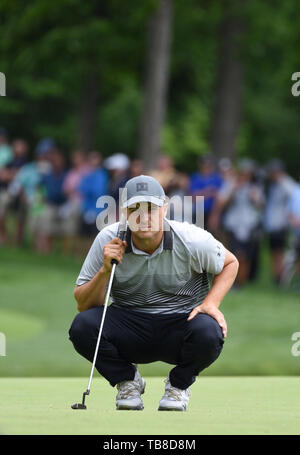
[{"left": 76, "top": 218, "right": 226, "bottom": 314}]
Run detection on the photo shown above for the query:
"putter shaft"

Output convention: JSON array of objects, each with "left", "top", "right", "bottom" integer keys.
[
  {"left": 86, "top": 262, "right": 117, "bottom": 393},
  {"left": 72, "top": 218, "right": 127, "bottom": 410}
]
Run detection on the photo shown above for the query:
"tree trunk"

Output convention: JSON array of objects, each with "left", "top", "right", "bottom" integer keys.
[
  {"left": 211, "top": 1, "right": 244, "bottom": 160},
  {"left": 138, "top": 0, "right": 173, "bottom": 171},
  {"left": 76, "top": 71, "right": 99, "bottom": 153}
]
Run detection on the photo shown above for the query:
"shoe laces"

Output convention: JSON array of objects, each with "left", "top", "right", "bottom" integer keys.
[
  {"left": 117, "top": 379, "right": 140, "bottom": 399},
  {"left": 164, "top": 378, "right": 191, "bottom": 401}
]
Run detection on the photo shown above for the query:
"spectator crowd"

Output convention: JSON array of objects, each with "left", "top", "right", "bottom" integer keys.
[{"left": 1, "top": 126, "right": 300, "bottom": 288}]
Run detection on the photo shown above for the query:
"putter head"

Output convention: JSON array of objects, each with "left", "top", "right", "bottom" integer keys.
[
  {"left": 71, "top": 390, "right": 89, "bottom": 410},
  {"left": 71, "top": 402, "right": 87, "bottom": 410}
]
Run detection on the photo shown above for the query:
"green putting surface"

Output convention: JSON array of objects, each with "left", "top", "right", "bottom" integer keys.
[{"left": 0, "top": 377, "right": 299, "bottom": 435}]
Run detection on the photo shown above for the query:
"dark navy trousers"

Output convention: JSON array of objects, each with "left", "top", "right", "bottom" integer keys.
[{"left": 68, "top": 305, "right": 224, "bottom": 390}]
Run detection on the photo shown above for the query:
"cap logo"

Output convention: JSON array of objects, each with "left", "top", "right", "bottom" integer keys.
[{"left": 136, "top": 182, "right": 148, "bottom": 191}]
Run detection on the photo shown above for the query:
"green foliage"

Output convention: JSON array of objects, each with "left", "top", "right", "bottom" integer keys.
[
  {"left": 0, "top": 0, "right": 153, "bottom": 153},
  {"left": 240, "top": 0, "right": 300, "bottom": 175},
  {"left": 0, "top": 0, "right": 299, "bottom": 173},
  {"left": 162, "top": 98, "right": 210, "bottom": 171},
  {"left": 96, "top": 78, "right": 142, "bottom": 157}
]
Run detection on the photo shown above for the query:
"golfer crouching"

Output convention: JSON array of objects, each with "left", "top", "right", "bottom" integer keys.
[{"left": 69, "top": 175, "right": 239, "bottom": 411}]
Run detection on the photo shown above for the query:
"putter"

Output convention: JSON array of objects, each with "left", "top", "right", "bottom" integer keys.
[{"left": 71, "top": 215, "right": 127, "bottom": 410}]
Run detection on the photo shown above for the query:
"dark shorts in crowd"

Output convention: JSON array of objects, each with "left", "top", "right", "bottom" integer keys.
[
  {"left": 0, "top": 190, "right": 27, "bottom": 219},
  {"left": 227, "top": 231, "right": 257, "bottom": 259},
  {"left": 10, "top": 194, "right": 27, "bottom": 215},
  {"left": 268, "top": 229, "right": 288, "bottom": 251},
  {"left": 79, "top": 217, "right": 99, "bottom": 238},
  {"left": 295, "top": 238, "right": 300, "bottom": 260}
]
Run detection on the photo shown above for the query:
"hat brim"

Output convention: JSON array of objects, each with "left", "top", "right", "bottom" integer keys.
[{"left": 121, "top": 195, "right": 165, "bottom": 209}]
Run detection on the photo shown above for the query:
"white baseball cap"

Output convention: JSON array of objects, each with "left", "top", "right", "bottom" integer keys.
[{"left": 120, "top": 175, "right": 166, "bottom": 209}]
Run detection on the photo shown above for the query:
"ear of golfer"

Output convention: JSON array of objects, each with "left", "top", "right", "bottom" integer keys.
[{"left": 187, "top": 249, "right": 239, "bottom": 338}]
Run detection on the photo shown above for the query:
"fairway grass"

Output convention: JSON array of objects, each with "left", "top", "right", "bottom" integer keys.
[{"left": 0, "top": 377, "right": 299, "bottom": 435}]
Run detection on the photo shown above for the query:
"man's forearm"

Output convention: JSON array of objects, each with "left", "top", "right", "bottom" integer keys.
[
  {"left": 74, "top": 266, "right": 111, "bottom": 312},
  {"left": 202, "top": 260, "right": 239, "bottom": 308}
]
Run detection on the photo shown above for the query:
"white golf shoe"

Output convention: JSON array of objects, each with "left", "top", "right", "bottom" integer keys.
[
  {"left": 158, "top": 376, "right": 191, "bottom": 411},
  {"left": 116, "top": 365, "right": 146, "bottom": 410}
]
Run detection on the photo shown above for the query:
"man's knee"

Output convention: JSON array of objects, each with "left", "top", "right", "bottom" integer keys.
[
  {"left": 68, "top": 308, "right": 99, "bottom": 345},
  {"left": 186, "top": 313, "right": 224, "bottom": 357}
]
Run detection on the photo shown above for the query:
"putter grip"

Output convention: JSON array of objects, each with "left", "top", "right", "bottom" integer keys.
[{"left": 111, "top": 225, "right": 127, "bottom": 265}]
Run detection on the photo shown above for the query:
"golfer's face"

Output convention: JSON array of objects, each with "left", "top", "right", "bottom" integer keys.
[{"left": 125, "top": 202, "right": 166, "bottom": 236}]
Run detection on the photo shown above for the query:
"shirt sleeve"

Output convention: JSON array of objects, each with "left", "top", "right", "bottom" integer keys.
[
  {"left": 188, "top": 225, "right": 226, "bottom": 275},
  {"left": 76, "top": 235, "right": 104, "bottom": 286},
  {"left": 75, "top": 223, "right": 118, "bottom": 285},
  {"left": 287, "top": 190, "right": 300, "bottom": 216}
]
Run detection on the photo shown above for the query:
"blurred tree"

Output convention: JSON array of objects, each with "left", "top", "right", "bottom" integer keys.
[
  {"left": 0, "top": 0, "right": 153, "bottom": 155},
  {"left": 161, "top": 0, "right": 221, "bottom": 171},
  {"left": 76, "top": 71, "right": 99, "bottom": 153},
  {"left": 138, "top": 0, "right": 173, "bottom": 171},
  {"left": 0, "top": 0, "right": 300, "bottom": 177},
  {"left": 211, "top": 0, "right": 245, "bottom": 160},
  {"left": 240, "top": 0, "right": 300, "bottom": 176}
]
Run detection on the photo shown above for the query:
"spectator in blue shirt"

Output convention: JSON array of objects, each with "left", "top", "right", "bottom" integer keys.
[
  {"left": 0, "top": 139, "right": 29, "bottom": 245},
  {"left": 77, "top": 151, "right": 109, "bottom": 241},
  {"left": 31, "top": 147, "right": 68, "bottom": 253},
  {"left": 189, "top": 154, "right": 223, "bottom": 230},
  {"left": 287, "top": 182, "right": 300, "bottom": 281}
]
